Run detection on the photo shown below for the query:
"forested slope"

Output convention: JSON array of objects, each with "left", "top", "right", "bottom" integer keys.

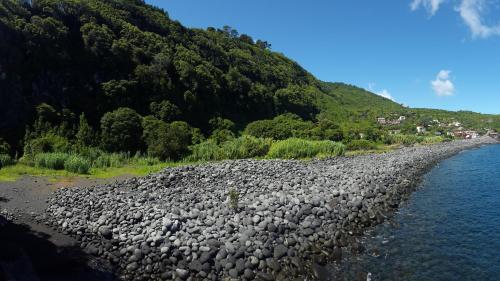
[{"left": 0, "top": 0, "right": 498, "bottom": 157}]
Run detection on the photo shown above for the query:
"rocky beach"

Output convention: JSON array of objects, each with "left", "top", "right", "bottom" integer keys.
[{"left": 14, "top": 137, "right": 499, "bottom": 280}]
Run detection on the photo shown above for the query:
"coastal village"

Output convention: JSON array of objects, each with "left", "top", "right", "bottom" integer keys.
[{"left": 376, "top": 115, "right": 498, "bottom": 140}]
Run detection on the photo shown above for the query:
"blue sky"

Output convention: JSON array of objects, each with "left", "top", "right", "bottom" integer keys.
[{"left": 146, "top": 0, "right": 500, "bottom": 114}]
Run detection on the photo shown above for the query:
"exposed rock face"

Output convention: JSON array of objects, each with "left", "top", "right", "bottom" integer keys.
[{"left": 45, "top": 137, "right": 497, "bottom": 280}]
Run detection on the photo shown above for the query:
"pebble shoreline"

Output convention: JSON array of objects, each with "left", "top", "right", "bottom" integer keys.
[{"left": 45, "top": 137, "right": 498, "bottom": 280}]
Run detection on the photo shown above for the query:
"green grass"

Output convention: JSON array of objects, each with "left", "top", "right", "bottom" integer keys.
[
  {"left": 0, "top": 164, "right": 79, "bottom": 182},
  {"left": 0, "top": 161, "right": 191, "bottom": 182},
  {"left": 266, "top": 138, "right": 345, "bottom": 159}
]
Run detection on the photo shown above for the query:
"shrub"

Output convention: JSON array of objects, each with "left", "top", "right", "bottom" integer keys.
[
  {"left": 64, "top": 156, "right": 91, "bottom": 174},
  {"left": 100, "top": 107, "right": 143, "bottom": 153},
  {"left": 0, "top": 154, "right": 14, "bottom": 168},
  {"left": 24, "top": 134, "right": 70, "bottom": 156},
  {"left": 346, "top": 139, "right": 377, "bottom": 151},
  {"left": 266, "top": 138, "right": 345, "bottom": 159},
  {"left": 0, "top": 138, "right": 11, "bottom": 154},
  {"left": 143, "top": 117, "right": 193, "bottom": 161},
  {"left": 244, "top": 114, "right": 314, "bottom": 140},
  {"left": 35, "top": 153, "right": 70, "bottom": 170},
  {"left": 228, "top": 188, "right": 239, "bottom": 211}
]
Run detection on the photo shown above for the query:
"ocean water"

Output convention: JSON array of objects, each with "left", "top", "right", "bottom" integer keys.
[{"left": 328, "top": 144, "right": 500, "bottom": 281}]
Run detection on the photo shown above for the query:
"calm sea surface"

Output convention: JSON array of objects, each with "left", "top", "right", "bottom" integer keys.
[{"left": 327, "top": 144, "right": 500, "bottom": 281}]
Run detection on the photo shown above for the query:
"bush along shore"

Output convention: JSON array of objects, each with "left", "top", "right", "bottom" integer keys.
[{"left": 44, "top": 137, "right": 498, "bottom": 280}]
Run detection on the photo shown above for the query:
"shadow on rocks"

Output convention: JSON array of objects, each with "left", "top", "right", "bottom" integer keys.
[{"left": 0, "top": 215, "right": 116, "bottom": 281}]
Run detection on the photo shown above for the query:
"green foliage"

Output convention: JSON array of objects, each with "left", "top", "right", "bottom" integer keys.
[
  {"left": 1, "top": 0, "right": 498, "bottom": 159},
  {"left": 100, "top": 107, "right": 143, "bottom": 153},
  {"left": 0, "top": 138, "right": 11, "bottom": 154},
  {"left": 274, "top": 85, "right": 319, "bottom": 119},
  {"left": 187, "top": 136, "right": 272, "bottom": 162},
  {"left": 34, "top": 153, "right": 69, "bottom": 170},
  {"left": 186, "top": 140, "right": 222, "bottom": 162},
  {"left": 75, "top": 113, "right": 95, "bottom": 148},
  {"left": 210, "top": 129, "right": 235, "bottom": 145},
  {"left": 150, "top": 100, "right": 181, "bottom": 122},
  {"left": 24, "top": 134, "right": 71, "bottom": 157},
  {"left": 244, "top": 114, "right": 314, "bottom": 140},
  {"left": 266, "top": 138, "right": 345, "bottom": 159},
  {"left": 0, "top": 154, "right": 14, "bottom": 168},
  {"left": 228, "top": 188, "right": 239, "bottom": 211},
  {"left": 143, "top": 119, "right": 193, "bottom": 161},
  {"left": 64, "top": 155, "right": 91, "bottom": 174},
  {"left": 346, "top": 140, "right": 378, "bottom": 151},
  {"left": 421, "top": 136, "right": 445, "bottom": 145},
  {"left": 221, "top": 136, "right": 272, "bottom": 159},
  {"left": 383, "top": 134, "right": 421, "bottom": 146}
]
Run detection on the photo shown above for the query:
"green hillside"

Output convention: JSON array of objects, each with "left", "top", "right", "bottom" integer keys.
[{"left": 0, "top": 0, "right": 498, "bottom": 163}]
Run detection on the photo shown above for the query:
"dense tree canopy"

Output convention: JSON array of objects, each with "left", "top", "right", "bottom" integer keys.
[{"left": 0, "top": 0, "right": 498, "bottom": 156}]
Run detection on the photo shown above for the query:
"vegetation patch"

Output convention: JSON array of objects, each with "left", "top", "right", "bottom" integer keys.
[{"left": 266, "top": 138, "right": 345, "bottom": 159}]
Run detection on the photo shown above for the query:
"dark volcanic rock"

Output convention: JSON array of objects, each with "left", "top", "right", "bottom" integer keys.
[{"left": 44, "top": 137, "right": 497, "bottom": 280}]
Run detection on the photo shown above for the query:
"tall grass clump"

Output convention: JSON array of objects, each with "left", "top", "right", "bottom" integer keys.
[
  {"left": 266, "top": 138, "right": 345, "bottom": 159},
  {"left": 35, "top": 153, "right": 69, "bottom": 170},
  {"left": 187, "top": 136, "right": 273, "bottom": 161},
  {"left": 221, "top": 136, "right": 272, "bottom": 159},
  {"left": 186, "top": 140, "right": 223, "bottom": 161},
  {"left": 0, "top": 154, "right": 14, "bottom": 167},
  {"left": 64, "top": 156, "right": 91, "bottom": 174},
  {"left": 93, "top": 153, "right": 129, "bottom": 168}
]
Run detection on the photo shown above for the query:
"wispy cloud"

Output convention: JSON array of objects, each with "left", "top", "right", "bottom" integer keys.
[
  {"left": 431, "top": 70, "right": 455, "bottom": 96},
  {"left": 368, "top": 83, "right": 396, "bottom": 101},
  {"left": 458, "top": 0, "right": 500, "bottom": 38},
  {"left": 411, "top": 0, "right": 500, "bottom": 38},
  {"left": 410, "top": 0, "right": 445, "bottom": 15}
]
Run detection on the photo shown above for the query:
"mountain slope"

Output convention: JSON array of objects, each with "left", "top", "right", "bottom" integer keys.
[
  {"left": 0, "top": 0, "right": 319, "bottom": 147},
  {"left": 0, "top": 0, "right": 498, "bottom": 152}
]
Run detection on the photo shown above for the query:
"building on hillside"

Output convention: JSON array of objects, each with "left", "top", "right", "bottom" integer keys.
[
  {"left": 398, "top": 116, "right": 406, "bottom": 122},
  {"left": 377, "top": 117, "right": 386, "bottom": 125},
  {"left": 453, "top": 130, "right": 479, "bottom": 139},
  {"left": 387, "top": 120, "right": 401, "bottom": 125}
]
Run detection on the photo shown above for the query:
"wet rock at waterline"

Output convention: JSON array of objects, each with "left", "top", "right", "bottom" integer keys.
[{"left": 45, "top": 137, "right": 497, "bottom": 280}]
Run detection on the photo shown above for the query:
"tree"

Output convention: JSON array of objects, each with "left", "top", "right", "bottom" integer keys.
[
  {"left": 143, "top": 118, "right": 193, "bottom": 160},
  {"left": 80, "top": 22, "right": 114, "bottom": 57},
  {"left": 273, "top": 85, "right": 319, "bottom": 120},
  {"left": 100, "top": 108, "right": 143, "bottom": 152},
  {"left": 150, "top": 100, "right": 181, "bottom": 122},
  {"left": 0, "top": 138, "right": 11, "bottom": 154},
  {"left": 256, "top": 40, "right": 271, "bottom": 49},
  {"left": 239, "top": 34, "right": 253, "bottom": 44},
  {"left": 75, "top": 113, "right": 95, "bottom": 148}
]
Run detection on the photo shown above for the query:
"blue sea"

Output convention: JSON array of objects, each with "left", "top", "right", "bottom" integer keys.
[{"left": 328, "top": 144, "right": 500, "bottom": 281}]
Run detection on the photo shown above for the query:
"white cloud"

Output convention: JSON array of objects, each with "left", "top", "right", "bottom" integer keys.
[
  {"left": 431, "top": 70, "right": 455, "bottom": 96},
  {"left": 368, "top": 83, "right": 396, "bottom": 101},
  {"left": 458, "top": 0, "right": 500, "bottom": 38},
  {"left": 411, "top": 0, "right": 500, "bottom": 38},
  {"left": 411, "top": 0, "right": 445, "bottom": 15}
]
